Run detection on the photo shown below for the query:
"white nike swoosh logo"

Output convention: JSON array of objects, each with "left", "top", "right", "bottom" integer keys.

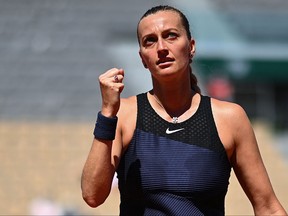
[{"left": 165, "top": 128, "right": 185, "bottom": 134}]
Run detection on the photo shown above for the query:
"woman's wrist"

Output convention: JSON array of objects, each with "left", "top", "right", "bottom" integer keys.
[{"left": 93, "top": 112, "right": 118, "bottom": 140}]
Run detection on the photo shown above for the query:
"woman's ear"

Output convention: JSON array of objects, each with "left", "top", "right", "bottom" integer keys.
[
  {"left": 190, "top": 39, "right": 196, "bottom": 58},
  {"left": 139, "top": 51, "right": 148, "bottom": 68}
]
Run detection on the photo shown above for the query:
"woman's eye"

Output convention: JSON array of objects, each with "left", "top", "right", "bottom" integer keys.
[
  {"left": 144, "top": 37, "right": 156, "bottom": 46},
  {"left": 167, "top": 32, "right": 178, "bottom": 39}
]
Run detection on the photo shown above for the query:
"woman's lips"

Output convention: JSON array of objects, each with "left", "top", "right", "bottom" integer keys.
[{"left": 156, "top": 58, "right": 174, "bottom": 66}]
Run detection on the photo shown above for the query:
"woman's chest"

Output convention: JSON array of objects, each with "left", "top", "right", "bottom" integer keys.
[{"left": 118, "top": 130, "right": 231, "bottom": 194}]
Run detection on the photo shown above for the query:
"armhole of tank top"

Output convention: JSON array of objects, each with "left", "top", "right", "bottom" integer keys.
[{"left": 206, "top": 96, "right": 229, "bottom": 158}]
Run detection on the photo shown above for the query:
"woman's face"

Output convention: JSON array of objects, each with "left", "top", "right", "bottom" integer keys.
[{"left": 138, "top": 11, "right": 195, "bottom": 79}]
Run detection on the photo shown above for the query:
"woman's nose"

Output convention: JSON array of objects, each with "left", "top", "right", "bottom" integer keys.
[
  {"left": 157, "top": 38, "right": 167, "bottom": 51},
  {"left": 157, "top": 39, "right": 168, "bottom": 55}
]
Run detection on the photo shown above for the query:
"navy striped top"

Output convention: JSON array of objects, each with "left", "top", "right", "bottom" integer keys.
[{"left": 116, "top": 93, "right": 231, "bottom": 215}]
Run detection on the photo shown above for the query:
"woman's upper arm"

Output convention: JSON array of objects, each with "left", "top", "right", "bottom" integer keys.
[{"left": 113, "top": 96, "right": 137, "bottom": 168}]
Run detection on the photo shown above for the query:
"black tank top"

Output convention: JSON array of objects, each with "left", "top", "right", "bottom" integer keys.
[{"left": 116, "top": 93, "right": 231, "bottom": 215}]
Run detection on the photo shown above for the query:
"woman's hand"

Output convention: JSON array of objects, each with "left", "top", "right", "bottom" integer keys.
[{"left": 99, "top": 68, "right": 125, "bottom": 117}]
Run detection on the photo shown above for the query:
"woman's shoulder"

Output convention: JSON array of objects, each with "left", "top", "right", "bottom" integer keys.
[
  {"left": 119, "top": 92, "right": 147, "bottom": 113},
  {"left": 210, "top": 97, "right": 247, "bottom": 120},
  {"left": 117, "top": 95, "right": 137, "bottom": 119},
  {"left": 210, "top": 96, "right": 251, "bottom": 135},
  {"left": 209, "top": 97, "right": 252, "bottom": 158},
  {"left": 119, "top": 95, "right": 137, "bottom": 112}
]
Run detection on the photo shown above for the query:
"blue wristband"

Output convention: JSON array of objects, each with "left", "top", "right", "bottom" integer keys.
[{"left": 93, "top": 112, "right": 118, "bottom": 140}]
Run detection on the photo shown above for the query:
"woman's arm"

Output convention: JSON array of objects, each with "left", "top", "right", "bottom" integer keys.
[
  {"left": 81, "top": 68, "right": 125, "bottom": 208},
  {"left": 81, "top": 128, "right": 123, "bottom": 207},
  {"left": 230, "top": 104, "right": 287, "bottom": 215}
]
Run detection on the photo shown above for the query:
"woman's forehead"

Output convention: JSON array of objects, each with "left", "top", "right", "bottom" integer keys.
[{"left": 138, "top": 11, "right": 183, "bottom": 35}]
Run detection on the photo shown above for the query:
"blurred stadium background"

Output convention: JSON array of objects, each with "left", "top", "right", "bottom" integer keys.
[{"left": 0, "top": 0, "right": 287, "bottom": 215}]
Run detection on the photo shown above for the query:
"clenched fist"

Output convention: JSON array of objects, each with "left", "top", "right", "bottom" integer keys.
[{"left": 99, "top": 68, "right": 125, "bottom": 117}]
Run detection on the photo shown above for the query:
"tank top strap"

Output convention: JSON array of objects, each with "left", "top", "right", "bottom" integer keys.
[
  {"left": 136, "top": 93, "right": 147, "bottom": 115},
  {"left": 135, "top": 93, "right": 146, "bottom": 129},
  {"left": 199, "top": 95, "right": 219, "bottom": 137},
  {"left": 136, "top": 92, "right": 158, "bottom": 130}
]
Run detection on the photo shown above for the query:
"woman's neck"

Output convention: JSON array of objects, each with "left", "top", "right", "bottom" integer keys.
[{"left": 150, "top": 79, "right": 195, "bottom": 118}]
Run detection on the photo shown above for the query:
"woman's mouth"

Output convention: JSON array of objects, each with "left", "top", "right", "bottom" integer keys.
[{"left": 156, "top": 58, "right": 174, "bottom": 66}]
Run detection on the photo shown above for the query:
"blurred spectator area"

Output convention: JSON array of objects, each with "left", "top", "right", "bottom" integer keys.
[
  {"left": 0, "top": 0, "right": 165, "bottom": 122},
  {"left": 184, "top": 0, "right": 288, "bottom": 129},
  {"left": 0, "top": 0, "right": 287, "bottom": 128}
]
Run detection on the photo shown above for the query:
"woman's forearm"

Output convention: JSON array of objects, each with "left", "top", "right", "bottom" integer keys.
[{"left": 81, "top": 138, "right": 116, "bottom": 208}]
